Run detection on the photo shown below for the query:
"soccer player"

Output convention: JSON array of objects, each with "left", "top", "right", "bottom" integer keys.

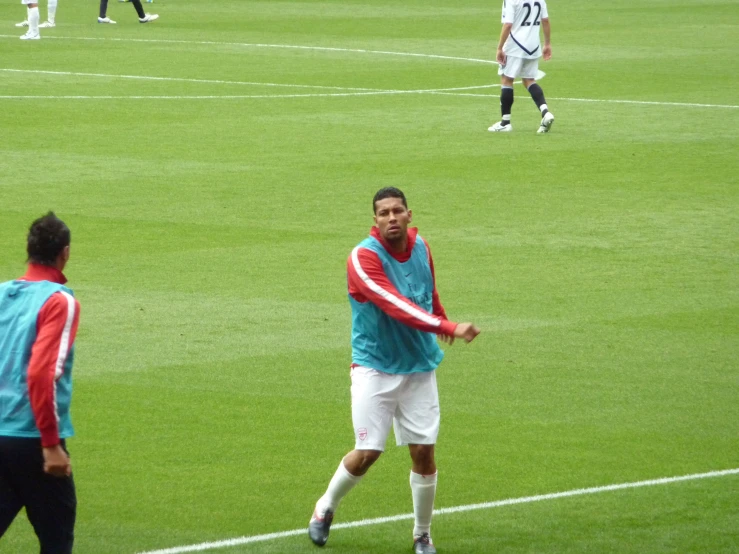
[
  {"left": 16, "top": 0, "right": 57, "bottom": 33},
  {"left": 308, "top": 188, "right": 481, "bottom": 554},
  {"left": 489, "top": 0, "right": 555, "bottom": 133},
  {"left": 0, "top": 213, "right": 81, "bottom": 554},
  {"left": 98, "top": 0, "right": 158, "bottom": 24}
]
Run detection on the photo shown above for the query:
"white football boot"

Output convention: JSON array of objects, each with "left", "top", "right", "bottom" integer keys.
[
  {"left": 39, "top": 20, "right": 55, "bottom": 28},
  {"left": 488, "top": 121, "right": 512, "bottom": 132},
  {"left": 20, "top": 30, "right": 40, "bottom": 39},
  {"left": 97, "top": 16, "right": 117, "bottom": 23},
  {"left": 15, "top": 20, "right": 29, "bottom": 27},
  {"left": 537, "top": 112, "right": 555, "bottom": 134},
  {"left": 139, "top": 13, "right": 159, "bottom": 22}
]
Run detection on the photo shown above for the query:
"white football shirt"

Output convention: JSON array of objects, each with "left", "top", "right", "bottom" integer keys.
[{"left": 501, "top": 0, "right": 549, "bottom": 59}]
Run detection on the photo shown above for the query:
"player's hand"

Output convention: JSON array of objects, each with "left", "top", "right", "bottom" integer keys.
[
  {"left": 453, "top": 323, "right": 481, "bottom": 343},
  {"left": 43, "top": 445, "right": 72, "bottom": 477},
  {"left": 543, "top": 45, "right": 552, "bottom": 61},
  {"left": 496, "top": 48, "right": 506, "bottom": 65},
  {"left": 439, "top": 334, "right": 455, "bottom": 345}
]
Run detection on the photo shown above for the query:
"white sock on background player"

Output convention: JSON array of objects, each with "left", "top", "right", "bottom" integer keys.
[
  {"left": 410, "top": 471, "right": 437, "bottom": 537},
  {"left": 28, "top": 6, "right": 40, "bottom": 34},
  {"left": 47, "top": 0, "right": 57, "bottom": 23},
  {"left": 316, "top": 459, "right": 363, "bottom": 514}
]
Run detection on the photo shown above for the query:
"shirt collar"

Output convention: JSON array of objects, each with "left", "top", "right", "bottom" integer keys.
[
  {"left": 21, "top": 264, "right": 67, "bottom": 285},
  {"left": 370, "top": 226, "right": 418, "bottom": 262}
]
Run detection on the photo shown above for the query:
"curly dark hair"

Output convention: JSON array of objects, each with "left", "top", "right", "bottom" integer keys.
[
  {"left": 372, "top": 187, "right": 407, "bottom": 213},
  {"left": 27, "top": 212, "right": 71, "bottom": 266}
]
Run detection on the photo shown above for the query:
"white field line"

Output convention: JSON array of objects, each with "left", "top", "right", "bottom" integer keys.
[
  {"left": 136, "top": 468, "right": 739, "bottom": 554},
  {"left": 0, "top": 34, "right": 496, "bottom": 65},
  {"left": 2, "top": 93, "right": 736, "bottom": 110},
  {"left": 430, "top": 91, "right": 739, "bottom": 109},
  {"left": 0, "top": 68, "right": 380, "bottom": 91},
  {"left": 548, "top": 97, "right": 739, "bottom": 109},
  {"left": 0, "top": 69, "right": 500, "bottom": 98}
]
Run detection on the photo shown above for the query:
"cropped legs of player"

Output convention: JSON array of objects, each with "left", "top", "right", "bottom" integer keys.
[
  {"left": 19, "top": 0, "right": 40, "bottom": 39},
  {"left": 98, "top": 0, "right": 158, "bottom": 24},
  {"left": 489, "top": 0, "right": 555, "bottom": 133},
  {"left": 16, "top": 0, "right": 55, "bottom": 30}
]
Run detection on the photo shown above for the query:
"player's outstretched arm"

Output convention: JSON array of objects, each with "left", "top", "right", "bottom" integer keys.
[{"left": 348, "top": 247, "right": 457, "bottom": 336}]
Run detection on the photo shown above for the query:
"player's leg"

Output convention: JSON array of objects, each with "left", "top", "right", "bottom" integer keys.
[
  {"left": 131, "top": 0, "right": 158, "bottom": 23},
  {"left": 489, "top": 58, "right": 520, "bottom": 132},
  {"left": 0, "top": 439, "right": 24, "bottom": 538},
  {"left": 97, "top": 0, "right": 116, "bottom": 23},
  {"left": 129, "top": 0, "right": 145, "bottom": 18},
  {"left": 20, "top": 0, "right": 40, "bottom": 39},
  {"left": 395, "top": 371, "right": 440, "bottom": 554},
  {"left": 521, "top": 59, "right": 554, "bottom": 133},
  {"left": 309, "top": 366, "right": 399, "bottom": 547},
  {"left": 7, "top": 439, "right": 76, "bottom": 554},
  {"left": 39, "top": 0, "right": 57, "bottom": 27}
]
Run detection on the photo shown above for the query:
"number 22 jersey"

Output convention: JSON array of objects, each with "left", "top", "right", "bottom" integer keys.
[{"left": 501, "top": 0, "right": 549, "bottom": 59}]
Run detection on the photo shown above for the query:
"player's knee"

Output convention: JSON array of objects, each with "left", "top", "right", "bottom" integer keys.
[
  {"left": 409, "top": 445, "right": 435, "bottom": 468},
  {"left": 354, "top": 449, "right": 381, "bottom": 472}
]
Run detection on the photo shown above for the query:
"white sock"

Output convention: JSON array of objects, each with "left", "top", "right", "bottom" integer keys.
[
  {"left": 48, "top": 0, "right": 57, "bottom": 23},
  {"left": 28, "top": 6, "right": 40, "bottom": 34},
  {"left": 410, "top": 471, "right": 437, "bottom": 537},
  {"left": 540, "top": 103, "right": 548, "bottom": 114},
  {"left": 316, "top": 459, "right": 363, "bottom": 515}
]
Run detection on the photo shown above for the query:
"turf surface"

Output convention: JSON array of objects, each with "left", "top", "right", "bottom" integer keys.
[{"left": 1, "top": 0, "right": 737, "bottom": 552}]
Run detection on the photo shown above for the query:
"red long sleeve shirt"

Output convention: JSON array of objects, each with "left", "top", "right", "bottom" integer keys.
[
  {"left": 347, "top": 227, "right": 457, "bottom": 336},
  {"left": 19, "top": 264, "right": 80, "bottom": 447}
]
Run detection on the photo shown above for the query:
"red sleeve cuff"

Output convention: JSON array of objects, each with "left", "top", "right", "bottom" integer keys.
[
  {"left": 439, "top": 320, "right": 457, "bottom": 336},
  {"left": 40, "top": 434, "right": 61, "bottom": 448}
]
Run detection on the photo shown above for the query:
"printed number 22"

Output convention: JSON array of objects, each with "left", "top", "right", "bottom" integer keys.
[{"left": 522, "top": 2, "right": 542, "bottom": 26}]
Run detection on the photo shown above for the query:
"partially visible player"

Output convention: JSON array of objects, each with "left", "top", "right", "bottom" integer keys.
[
  {"left": 98, "top": 0, "right": 158, "bottom": 24},
  {"left": 16, "top": 0, "right": 57, "bottom": 31},
  {"left": 0, "top": 213, "right": 81, "bottom": 553},
  {"left": 308, "top": 187, "right": 481, "bottom": 554},
  {"left": 489, "top": 0, "right": 555, "bottom": 133}
]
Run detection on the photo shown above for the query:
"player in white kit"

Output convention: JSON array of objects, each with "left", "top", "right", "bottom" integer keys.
[{"left": 489, "top": 0, "right": 555, "bottom": 133}]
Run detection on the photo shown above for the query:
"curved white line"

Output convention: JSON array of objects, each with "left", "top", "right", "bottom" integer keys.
[
  {"left": 0, "top": 68, "right": 379, "bottom": 91},
  {"left": 136, "top": 468, "right": 739, "bottom": 554},
  {"left": 0, "top": 34, "right": 496, "bottom": 65},
  {"left": 0, "top": 69, "right": 500, "bottom": 95}
]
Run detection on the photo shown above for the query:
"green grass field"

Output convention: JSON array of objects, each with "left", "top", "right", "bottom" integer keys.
[{"left": 1, "top": 0, "right": 738, "bottom": 552}]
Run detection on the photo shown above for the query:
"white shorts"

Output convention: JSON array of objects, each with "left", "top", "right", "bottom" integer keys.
[
  {"left": 350, "top": 366, "right": 440, "bottom": 451},
  {"left": 498, "top": 55, "right": 540, "bottom": 79}
]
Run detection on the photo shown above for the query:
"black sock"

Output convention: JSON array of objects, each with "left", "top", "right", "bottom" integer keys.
[
  {"left": 501, "top": 86, "right": 514, "bottom": 125},
  {"left": 527, "top": 83, "right": 548, "bottom": 115},
  {"left": 131, "top": 0, "right": 146, "bottom": 18},
  {"left": 99, "top": 0, "right": 108, "bottom": 18}
]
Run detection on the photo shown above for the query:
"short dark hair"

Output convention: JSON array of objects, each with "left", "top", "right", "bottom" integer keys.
[
  {"left": 372, "top": 187, "right": 407, "bottom": 213},
  {"left": 27, "top": 212, "right": 71, "bottom": 266}
]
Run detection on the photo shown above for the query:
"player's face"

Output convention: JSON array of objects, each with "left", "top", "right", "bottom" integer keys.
[{"left": 374, "top": 197, "right": 412, "bottom": 244}]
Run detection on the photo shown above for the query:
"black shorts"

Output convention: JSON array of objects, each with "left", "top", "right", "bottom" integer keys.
[{"left": 0, "top": 437, "right": 76, "bottom": 554}]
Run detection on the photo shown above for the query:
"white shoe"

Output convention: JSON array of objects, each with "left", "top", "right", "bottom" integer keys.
[
  {"left": 39, "top": 20, "right": 55, "bottom": 28},
  {"left": 139, "top": 13, "right": 159, "bottom": 22},
  {"left": 15, "top": 20, "right": 28, "bottom": 27},
  {"left": 537, "top": 112, "right": 555, "bottom": 134},
  {"left": 97, "top": 16, "right": 117, "bottom": 24},
  {"left": 488, "top": 121, "right": 512, "bottom": 132},
  {"left": 20, "top": 31, "right": 40, "bottom": 40}
]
